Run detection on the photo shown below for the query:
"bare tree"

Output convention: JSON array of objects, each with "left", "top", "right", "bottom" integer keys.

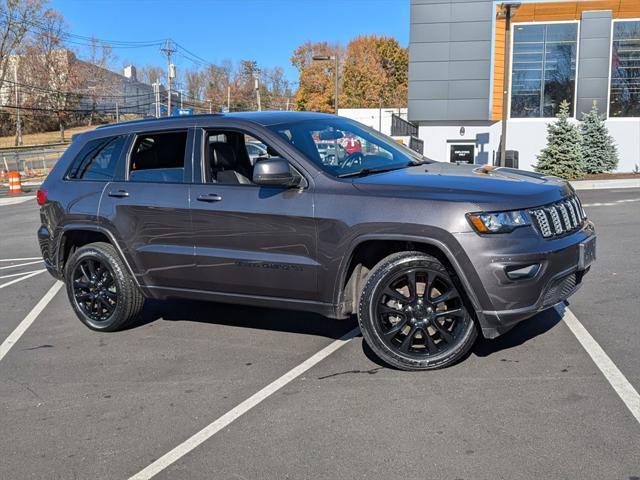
[
  {"left": 138, "top": 64, "right": 164, "bottom": 85},
  {"left": 0, "top": 0, "right": 45, "bottom": 92},
  {"left": 21, "top": 8, "right": 81, "bottom": 140}
]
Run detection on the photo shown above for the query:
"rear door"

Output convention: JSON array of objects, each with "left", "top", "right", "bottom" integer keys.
[
  {"left": 189, "top": 126, "right": 318, "bottom": 300},
  {"left": 99, "top": 128, "right": 197, "bottom": 290}
]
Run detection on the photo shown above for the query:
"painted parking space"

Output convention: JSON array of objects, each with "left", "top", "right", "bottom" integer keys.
[{"left": 0, "top": 189, "right": 639, "bottom": 479}]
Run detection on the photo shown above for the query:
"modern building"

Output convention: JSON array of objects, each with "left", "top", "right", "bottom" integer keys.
[{"left": 409, "top": 0, "right": 640, "bottom": 172}]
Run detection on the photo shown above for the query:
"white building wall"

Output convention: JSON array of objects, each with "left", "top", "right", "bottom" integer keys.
[
  {"left": 338, "top": 108, "right": 408, "bottom": 136},
  {"left": 419, "top": 119, "right": 639, "bottom": 172}
]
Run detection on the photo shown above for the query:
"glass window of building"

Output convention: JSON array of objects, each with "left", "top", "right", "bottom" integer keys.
[
  {"left": 610, "top": 20, "right": 640, "bottom": 118},
  {"left": 510, "top": 22, "right": 578, "bottom": 118}
]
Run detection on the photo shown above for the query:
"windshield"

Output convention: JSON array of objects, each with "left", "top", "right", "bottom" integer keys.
[{"left": 267, "top": 117, "right": 432, "bottom": 177}]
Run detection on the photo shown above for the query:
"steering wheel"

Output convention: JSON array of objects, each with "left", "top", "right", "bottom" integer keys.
[{"left": 339, "top": 151, "right": 364, "bottom": 169}]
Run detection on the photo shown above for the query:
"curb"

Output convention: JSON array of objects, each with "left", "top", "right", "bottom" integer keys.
[
  {"left": 0, "top": 195, "right": 35, "bottom": 207},
  {"left": 570, "top": 178, "right": 640, "bottom": 190}
]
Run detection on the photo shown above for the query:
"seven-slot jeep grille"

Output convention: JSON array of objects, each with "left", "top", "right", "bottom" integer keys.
[{"left": 529, "top": 196, "right": 586, "bottom": 239}]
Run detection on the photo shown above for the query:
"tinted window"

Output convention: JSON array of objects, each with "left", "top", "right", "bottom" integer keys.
[
  {"left": 510, "top": 23, "right": 578, "bottom": 118},
  {"left": 129, "top": 131, "right": 188, "bottom": 183},
  {"left": 610, "top": 21, "right": 640, "bottom": 117},
  {"left": 67, "top": 136, "right": 126, "bottom": 181}
]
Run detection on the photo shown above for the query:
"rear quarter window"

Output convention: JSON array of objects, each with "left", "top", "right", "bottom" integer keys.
[{"left": 66, "top": 135, "right": 127, "bottom": 181}]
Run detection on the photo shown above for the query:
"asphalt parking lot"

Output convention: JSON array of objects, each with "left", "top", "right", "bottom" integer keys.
[{"left": 1, "top": 188, "right": 639, "bottom": 480}]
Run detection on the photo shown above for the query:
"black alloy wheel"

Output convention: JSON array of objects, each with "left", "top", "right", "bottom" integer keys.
[
  {"left": 358, "top": 252, "right": 478, "bottom": 370},
  {"left": 72, "top": 258, "right": 117, "bottom": 323},
  {"left": 64, "top": 242, "right": 144, "bottom": 332}
]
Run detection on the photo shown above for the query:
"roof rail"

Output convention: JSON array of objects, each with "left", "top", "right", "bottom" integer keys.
[{"left": 95, "top": 113, "right": 223, "bottom": 129}]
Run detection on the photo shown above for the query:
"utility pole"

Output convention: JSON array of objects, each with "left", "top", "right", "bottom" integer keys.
[
  {"left": 227, "top": 85, "right": 231, "bottom": 112},
  {"left": 498, "top": 3, "right": 520, "bottom": 167},
  {"left": 14, "top": 60, "right": 22, "bottom": 147},
  {"left": 115, "top": 101, "right": 119, "bottom": 123},
  {"left": 254, "top": 77, "right": 261, "bottom": 111},
  {"left": 208, "top": 99, "right": 212, "bottom": 114},
  {"left": 161, "top": 40, "right": 176, "bottom": 116},
  {"left": 312, "top": 54, "right": 339, "bottom": 114},
  {"left": 153, "top": 82, "right": 160, "bottom": 118}
]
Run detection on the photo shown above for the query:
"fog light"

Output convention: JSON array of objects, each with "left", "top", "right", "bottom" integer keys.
[{"left": 505, "top": 264, "right": 540, "bottom": 280}]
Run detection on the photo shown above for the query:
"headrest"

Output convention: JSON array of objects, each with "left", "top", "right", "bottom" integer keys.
[{"left": 210, "top": 142, "right": 236, "bottom": 170}]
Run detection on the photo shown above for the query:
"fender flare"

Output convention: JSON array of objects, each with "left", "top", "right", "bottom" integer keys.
[
  {"left": 334, "top": 233, "right": 486, "bottom": 321},
  {"left": 55, "top": 223, "right": 142, "bottom": 288}
]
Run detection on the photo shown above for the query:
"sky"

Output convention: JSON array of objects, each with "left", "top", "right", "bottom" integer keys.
[{"left": 49, "top": 0, "right": 410, "bottom": 83}]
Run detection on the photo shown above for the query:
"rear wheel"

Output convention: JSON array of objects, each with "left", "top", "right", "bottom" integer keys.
[
  {"left": 64, "top": 242, "right": 144, "bottom": 331},
  {"left": 358, "top": 251, "right": 477, "bottom": 370}
]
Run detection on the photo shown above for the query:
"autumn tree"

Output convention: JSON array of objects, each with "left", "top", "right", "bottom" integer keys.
[
  {"left": 291, "top": 41, "right": 342, "bottom": 112},
  {"left": 291, "top": 35, "right": 407, "bottom": 112},
  {"left": 341, "top": 35, "right": 407, "bottom": 108}
]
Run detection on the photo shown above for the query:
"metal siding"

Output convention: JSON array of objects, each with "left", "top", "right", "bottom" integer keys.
[
  {"left": 410, "top": 42, "right": 451, "bottom": 61},
  {"left": 448, "top": 80, "right": 491, "bottom": 99},
  {"left": 449, "top": 21, "right": 493, "bottom": 41},
  {"left": 408, "top": 81, "right": 450, "bottom": 100},
  {"left": 408, "top": 0, "right": 493, "bottom": 123},
  {"left": 409, "top": 62, "right": 451, "bottom": 81},
  {"left": 410, "top": 23, "right": 451, "bottom": 43},
  {"left": 576, "top": 10, "right": 612, "bottom": 117}
]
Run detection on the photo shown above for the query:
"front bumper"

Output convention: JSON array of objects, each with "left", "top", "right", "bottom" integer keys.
[{"left": 454, "top": 221, "right": 596, "bottom": 338}]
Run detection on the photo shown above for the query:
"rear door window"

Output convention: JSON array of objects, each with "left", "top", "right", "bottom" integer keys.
[
  {"left": 67, "top": 135, "right": 126, "bottom": 181},
  {"left": 129, "top": 131, "right": 188, "bottom": 183}
]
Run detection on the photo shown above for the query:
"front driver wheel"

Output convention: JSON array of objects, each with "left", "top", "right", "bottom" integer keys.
[
  {"left": 358, "top": 251, "right": 477, "bottom": 370},
  {"left": 64, "top": 242, "right": 144, "bottom": 332}
]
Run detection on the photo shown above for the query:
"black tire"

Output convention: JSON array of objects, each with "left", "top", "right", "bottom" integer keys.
[
  {"left": 358, "top": 251, "right": 477, "bottom": 371},
  {"left": 64, "top": 242, "right": 144, "bottom": 332}
]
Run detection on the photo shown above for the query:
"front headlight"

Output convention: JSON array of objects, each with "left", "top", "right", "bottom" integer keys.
[{"left": 467, "top": 210, "right": 530, "bottom": 234}]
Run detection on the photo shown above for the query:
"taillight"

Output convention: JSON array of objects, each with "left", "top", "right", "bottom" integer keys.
[{"left": 36, "top": 189, "right": 47, "bottom": 206}]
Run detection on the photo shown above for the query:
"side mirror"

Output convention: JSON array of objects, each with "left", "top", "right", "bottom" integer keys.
[{"left": 253, "top": 157, "right": 295, "bottom": 186}]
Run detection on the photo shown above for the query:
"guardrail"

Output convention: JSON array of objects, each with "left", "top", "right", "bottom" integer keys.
[{"left": 0, "top": 145, "right": 67, "bottom": 177}]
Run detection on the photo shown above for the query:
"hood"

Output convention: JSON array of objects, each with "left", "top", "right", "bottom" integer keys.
[{"left": 351, "top": 162, "right": 573, "bottom": 211}]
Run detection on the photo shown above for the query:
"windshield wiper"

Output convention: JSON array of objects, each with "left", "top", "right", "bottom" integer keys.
[{"left": 337, "top": 162, "right": 417, "bottom": 178}]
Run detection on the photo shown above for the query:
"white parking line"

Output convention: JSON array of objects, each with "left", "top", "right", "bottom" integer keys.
[
  {"left": 0, "top": 257, "right": 43, "bottom": 262},
  {"left": 0, "top": 269, "right": 46, "bottom": 289},
  {"left": 0, "top": 260, "right": 43, "bottom": 270},
  {"left": 0, "top": 281, "right": 63, "bottom": 362},
  {"left": 0, "top": 269, "right": 45, "bottom": 280},
  {"left": 129, "top": 326, "right": 361, "bottom": 480},
  {"left": 582, "top": 197, "right": 640, "bottom": 207},
  {"left": 561, "top": 306, "right": 640, "bottom": 424}
]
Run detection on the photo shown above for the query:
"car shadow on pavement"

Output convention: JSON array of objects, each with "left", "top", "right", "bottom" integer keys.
[
  {"left": 361, "top": 307, "right": 564, "bottom": 370},
  {"left": 472, "top": 307, "right": 563, "bottom": 357},
  {"left": 127, "top": 298, "right": 357, "bottom": 340}
]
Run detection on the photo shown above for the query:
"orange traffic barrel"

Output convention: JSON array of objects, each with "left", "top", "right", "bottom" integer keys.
[{"left": 8, "top": 171, "right": 22, "bottom": 195}]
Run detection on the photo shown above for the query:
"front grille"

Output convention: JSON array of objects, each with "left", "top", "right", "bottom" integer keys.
[
  {"left": 542, "top": 272, "right": 579, "bottom": 307},
  {"left": 530, "top": 196, "right": 586, "bottom": 238}
]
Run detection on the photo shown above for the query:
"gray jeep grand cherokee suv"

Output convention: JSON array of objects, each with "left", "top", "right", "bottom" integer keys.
[{"left": 37, "top": 112, "right": 596, "bottom": 370}]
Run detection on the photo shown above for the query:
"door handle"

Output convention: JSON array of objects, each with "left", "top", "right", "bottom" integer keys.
[
  {"left": 197, "top": 193, "right": 222, "bottom": 203},
  {"left": 108, "top": 190, "right": 129, "bottom": 198}
]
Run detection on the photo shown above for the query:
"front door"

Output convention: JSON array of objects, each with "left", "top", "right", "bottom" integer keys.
[
  {"left": 189, "top": 128, "right": 318, "bottom": 300},
  {"left": 98, "top": 129, "right": 196, "bottom": 290}
]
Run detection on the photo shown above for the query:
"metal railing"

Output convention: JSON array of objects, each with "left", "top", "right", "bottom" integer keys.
[
  {"left": 0, "top": 145, "right": 67, "bottom": 178},
  {"left": 391, "top": 113, "right": 418, "bottom": 137}
]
